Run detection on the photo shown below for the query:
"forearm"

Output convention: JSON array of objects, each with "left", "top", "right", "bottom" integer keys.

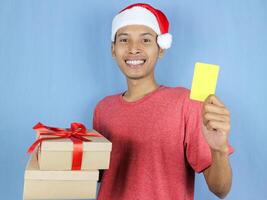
[{"left": 204, "top": 148, "right": 232, "bottom": 199}]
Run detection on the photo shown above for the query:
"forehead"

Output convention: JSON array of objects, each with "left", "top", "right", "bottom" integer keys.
[{"left": 116, "top": 25, "right": 157, "bottom": 36}]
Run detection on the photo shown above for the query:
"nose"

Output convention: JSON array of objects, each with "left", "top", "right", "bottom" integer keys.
[{"left": 128, "top": 41, "right": 141, "bottom": 54}]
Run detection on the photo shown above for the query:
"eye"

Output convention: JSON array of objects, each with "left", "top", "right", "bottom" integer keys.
[
  {"left": 119, "top": 38, "right": 128, "bottom": 43},
  {"left": 143, "top": 38, "right": 151, "bottom": 43}
]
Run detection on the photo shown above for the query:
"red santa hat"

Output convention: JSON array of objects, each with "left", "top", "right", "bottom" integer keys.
[{"left": 111, "top": 3, "right": 172, "bottom": 49}]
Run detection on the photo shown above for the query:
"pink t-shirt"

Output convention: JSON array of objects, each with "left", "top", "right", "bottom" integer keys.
[{"left": 93, "top": 85, "right": 232, "bottom": 200}]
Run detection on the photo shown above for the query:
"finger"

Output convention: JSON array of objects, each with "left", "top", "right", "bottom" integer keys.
[
  {"left": 203, "top": 112, "right": 230, "bottom": 125},
  {"left": 205, "top": 95, "right": 225, "bottom": 107},
  {"left": 206, "top": 122, "right": 216, "bottom": 131},
  {"left": 204, "top": 104, "right": 230, "bottom": 116},
  {"left": 206, "top": 120, "right": 231, "bottom": 133}
]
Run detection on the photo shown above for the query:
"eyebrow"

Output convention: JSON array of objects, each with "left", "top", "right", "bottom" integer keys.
[
  {"left": 117, "top": 32, "right": 155, "bottom": 37},
  {"left": 117, "top": 33, "right": 129, "bottom": 37},
  {"left": 140, "top": 33, "right": 154, "bottom": 36}
]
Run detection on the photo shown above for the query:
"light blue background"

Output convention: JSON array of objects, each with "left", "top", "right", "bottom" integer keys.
[{"left": 0, "top": 0, "right": 266, "bottom": 199}]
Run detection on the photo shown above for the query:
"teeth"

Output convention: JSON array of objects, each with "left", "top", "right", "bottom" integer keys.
[{"left": 126, "top": 60, "right": 145, "bottom": 65}]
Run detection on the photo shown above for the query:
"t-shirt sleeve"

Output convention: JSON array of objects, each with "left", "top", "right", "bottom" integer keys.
[
  {"left": 184, "top": 97, "right": 212, "bottom": 173},
  {"left": 92, "top": 101, "right": 106, "bottom": 183},
  {"left": 183, "top": 92, "right": 234, "bottom": 173},
  {"left": 92, "top": 100, "right": 109, "bottom": 138}
]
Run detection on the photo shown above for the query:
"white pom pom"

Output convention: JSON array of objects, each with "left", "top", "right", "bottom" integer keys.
[{"left": 157, "top": 33, "right": 172, "bottom": 49}]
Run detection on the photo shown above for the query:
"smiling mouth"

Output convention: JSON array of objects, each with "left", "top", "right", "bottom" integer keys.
[{"left": 125, "top": 59, "right": 146, "bottom": 68}]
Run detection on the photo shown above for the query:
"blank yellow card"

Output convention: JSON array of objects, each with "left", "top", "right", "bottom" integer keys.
[{"left": 190, "top": 62, "right": 220, "bottom": 101}]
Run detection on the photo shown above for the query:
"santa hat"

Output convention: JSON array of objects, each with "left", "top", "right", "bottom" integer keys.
[{"left": 111, "top": 3, "right": 172, "bottom": 49}]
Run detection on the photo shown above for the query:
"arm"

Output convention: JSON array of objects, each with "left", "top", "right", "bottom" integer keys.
[
  {"left": 203, "top": 149, "right": 232, "bottom": 199},
  {"left": 201, "top": 95, "right": 233, "bottom": 199}
]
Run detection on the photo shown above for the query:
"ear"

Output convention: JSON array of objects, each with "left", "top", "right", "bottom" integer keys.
[
  {"left": 111, "top": 42, "right": 116, "bottom": 58},
  {"left": 158, "top": 48, "right": 165, "bottom": 58}
]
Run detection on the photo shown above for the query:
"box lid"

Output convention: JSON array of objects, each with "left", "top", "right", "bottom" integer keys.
[
  {"left": 24, "top": 154, "right": 99, "bottom": 180},
  {"left": 40, "top": 129, "right": 112, "bottom": 152}
]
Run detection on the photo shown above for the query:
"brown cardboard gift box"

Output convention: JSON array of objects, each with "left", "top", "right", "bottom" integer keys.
[
  {"left": 23, "top": 154, "right": 99, "bottom": 199},
  {"left": 37, "top": 129, "right": 112, "bottom": 170}
]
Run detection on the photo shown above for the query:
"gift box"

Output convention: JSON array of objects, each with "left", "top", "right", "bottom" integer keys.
[
  {"left": 23, "top": 154, "right": 99, "bottom": 199},
  {"left": 38, "top": 130, "right": 112, "bottom": 170},
  {"left": 28, "top": 122, "right": 112, "bottom": 170}
]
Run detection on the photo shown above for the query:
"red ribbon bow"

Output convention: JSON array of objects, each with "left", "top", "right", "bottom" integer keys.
[{"left": 27, "top": 122, "right": 102, "bottom": 170}]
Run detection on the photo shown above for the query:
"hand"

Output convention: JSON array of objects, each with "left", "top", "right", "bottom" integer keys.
[{"left": 202, "top": 95, "right": 231, "bottom": 153}]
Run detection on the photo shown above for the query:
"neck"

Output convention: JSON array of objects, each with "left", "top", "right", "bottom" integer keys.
[{"left": 123, "top": 76, "right": 159, "bottom": 102}]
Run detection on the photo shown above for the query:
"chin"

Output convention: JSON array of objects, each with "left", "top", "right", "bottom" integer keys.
[{"left": 124, "top": 73, "right": 147, "bottom": 80}]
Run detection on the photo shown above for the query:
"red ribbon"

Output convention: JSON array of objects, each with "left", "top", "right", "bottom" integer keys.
[{"left": 27, "top": 122, "right": 102, "bottom": 170}]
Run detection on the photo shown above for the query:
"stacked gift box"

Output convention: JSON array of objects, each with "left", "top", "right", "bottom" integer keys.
[{"left": 23, "top": 122, "right": 112, "bottom": 199}]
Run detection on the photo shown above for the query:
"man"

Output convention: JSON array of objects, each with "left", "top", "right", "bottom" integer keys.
[{"left": 93, "top": 3, "right": 234, "bottom": 200}]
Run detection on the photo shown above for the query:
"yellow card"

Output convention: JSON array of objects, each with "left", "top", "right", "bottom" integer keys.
[{"left": 190, "top": 62, "right": 220, "bottom": 101}]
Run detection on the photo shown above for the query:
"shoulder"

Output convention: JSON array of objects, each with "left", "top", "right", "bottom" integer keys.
[
  {"left": 161, "top": 85, "right": 190, "bottom": 100},
  {"left": 163, "top": 85, "right": 203, "bottom": 114},
  {"left": 94, "top": 92, "right": 122, "bottom": 111},
  {"left": 168, "top": 85, "right": 201, "bottom": 104},
  {"left": 162, "top": 85, "right": 189, "bottom": 94},
  {"left": 172, "top": 86, "right": 203, "bottom": 117}
]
